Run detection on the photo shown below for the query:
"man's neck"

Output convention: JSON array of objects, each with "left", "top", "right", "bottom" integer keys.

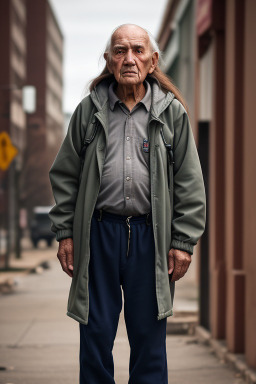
[{"left": 115, "top": 83, "right": 146, "bottom": 112}]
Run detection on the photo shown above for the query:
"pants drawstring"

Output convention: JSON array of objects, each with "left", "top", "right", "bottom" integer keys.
[
  {"left": 95, "top": 210, "right": 151, "bottom": 256},
  {"left": 126, "top": 216, "right": 132, "bottom": 257}
]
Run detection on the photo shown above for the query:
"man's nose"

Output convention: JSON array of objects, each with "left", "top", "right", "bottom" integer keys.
[{"left": 124, "top": 49, "right": 135, "bottom": 65}]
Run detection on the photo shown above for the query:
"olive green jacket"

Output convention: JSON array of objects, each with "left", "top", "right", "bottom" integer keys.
[{"left": 49, "top": 77, "right": 206, "bottom": 325}]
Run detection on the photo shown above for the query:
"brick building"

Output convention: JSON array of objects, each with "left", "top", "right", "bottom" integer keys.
[
  {"left": 0, "top": 0, "right": 27, "bottom": 257},
  {"left": 22, "top": 0, "right": 64, "bottom": 221},
  {"left": 158, "top": 0, "right": 256, "bottom": 372},
  {"left": 0, "top": 0, "right": 63, "bottom": 257}
]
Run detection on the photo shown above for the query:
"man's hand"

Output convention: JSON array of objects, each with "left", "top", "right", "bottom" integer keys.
[
  {"left": 168, "top": 248, "right": 192, "bottom": 282},
  {"left": 57, "top": 238, "right": 74, "bottom": 277}
]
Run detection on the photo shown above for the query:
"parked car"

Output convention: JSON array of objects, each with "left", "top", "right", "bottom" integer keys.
[{"left": 30, "top": 206, "right": 55, "bottom": 248}]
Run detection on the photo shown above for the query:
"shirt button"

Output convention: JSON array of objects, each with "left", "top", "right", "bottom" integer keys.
[
  {"left": 128, "top": 115, "right": 131, "bottom": 119},
  {"left": 126, "top": 176, "right": 131, "bottom": 181},
  {"left": 126, "top": 156, "right": 131, "bottom": 160},
  {"left": 126, "top": 136, "right": 130, "bottom": 141},
  {"left": 126, "top": 196, "right": 130, "bottom": 200}
]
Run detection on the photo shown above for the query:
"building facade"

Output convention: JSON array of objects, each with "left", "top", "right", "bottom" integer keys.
[
  {"left": 158, "top": 0, "right": 256, "bottom": 370},
  {"left": 23, "top": 0, "right": 64, "bottom": 221},
  {"left": 0, "top": 0, "right": 27, "bottom": 259},
  {"left": 0, "top": 0, "right": 64, "bottom": 259}
]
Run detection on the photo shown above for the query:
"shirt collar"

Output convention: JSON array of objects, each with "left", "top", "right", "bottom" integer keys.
[{"left": 108, "top": 80, "right": 151, "bottom": 112}]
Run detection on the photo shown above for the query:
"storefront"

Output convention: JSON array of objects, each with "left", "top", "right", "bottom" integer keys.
[{"left": 158, "top": 0, "right": 256, "bottom": 369}]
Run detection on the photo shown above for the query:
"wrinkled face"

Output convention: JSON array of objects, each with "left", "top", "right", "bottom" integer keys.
[{"left": 104, "top": 25, "right": 158, "bottom": 87}]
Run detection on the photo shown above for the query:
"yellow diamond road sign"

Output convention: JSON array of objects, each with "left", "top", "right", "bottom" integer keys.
[{"left": 0, "top": 132, "right": 18, "bottom": 171}]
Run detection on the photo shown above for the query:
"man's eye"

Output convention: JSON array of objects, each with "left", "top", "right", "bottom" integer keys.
[
  {"left": 116, "top": 50, "right": 124, "bottom": 54},
  {"left": 137, "top": 49, "right": 142, "bottom": 53}
]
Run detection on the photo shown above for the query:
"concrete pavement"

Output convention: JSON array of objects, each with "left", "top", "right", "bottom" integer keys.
[{"left": 0, "top": 244, "right": 245, "bottom": 384}]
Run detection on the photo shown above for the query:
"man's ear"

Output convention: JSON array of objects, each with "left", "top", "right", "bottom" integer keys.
[
  {"left": 104, "top": 52, "right": 113, "bottom": 74},
  {"left": 148, "top": 52, "right": 159, "bottom": 74}
]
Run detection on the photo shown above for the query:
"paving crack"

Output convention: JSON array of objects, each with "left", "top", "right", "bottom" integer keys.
[{"left": 12, "top": 319, "right": 36, "bottom": 348}]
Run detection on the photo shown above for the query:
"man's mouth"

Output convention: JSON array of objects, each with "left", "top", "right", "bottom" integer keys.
[{"left": 122, "top": 71, "right": 137, "bottom": 75}]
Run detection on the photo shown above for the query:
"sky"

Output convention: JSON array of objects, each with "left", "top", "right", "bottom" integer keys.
[{"left": 49, "top": 0, "right": 168, "bottom": 113}]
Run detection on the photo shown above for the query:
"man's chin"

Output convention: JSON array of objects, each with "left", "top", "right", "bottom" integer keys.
[{"left": 118, "top": 78, "right": 143, "bottom": 86}]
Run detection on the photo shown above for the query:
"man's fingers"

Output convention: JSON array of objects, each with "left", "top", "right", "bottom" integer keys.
[
  {"left": 172, "top": 258, "right": 184, "bottom": 281},
  {"left": 66, "top": 251, "right": 74, "bottom": 276},
  {"left": 57, "top": 238, "right": 74, "bottom": 277},
  {"left": 174, "top": 263, "right": 187, "bottom": 281},
  {"left": 169, "top": 249, "right": 192, "bottom": 282},
  {"left": 180, "top": 258, "right": 191, "bottom": 278},
  {"left": 57, "top": 251, "right": 70, "bottom": 275},
  {"left": 168, "top": 251, "right": 175, "bottom": 274}
]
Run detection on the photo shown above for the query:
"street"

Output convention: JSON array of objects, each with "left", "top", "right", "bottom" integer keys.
[{"left": 0, "top": 245, "right": 245, "bottom": 384}]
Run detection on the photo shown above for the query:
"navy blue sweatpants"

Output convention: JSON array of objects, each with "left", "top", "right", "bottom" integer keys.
[{"left": 79, "top": 209, "right": 168, "bottom": 384}]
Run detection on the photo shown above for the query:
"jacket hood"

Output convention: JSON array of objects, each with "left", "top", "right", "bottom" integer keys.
[{"left": 90, "top": 75, "right": 175, "bottom": 118}]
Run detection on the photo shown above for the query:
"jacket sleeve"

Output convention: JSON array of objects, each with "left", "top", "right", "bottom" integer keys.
[
  {"left": 48, "top": 103, "right": 83, "bottom": 241},
  {"left": 170, "top": 102, "right": 206, "bottom": 255}
]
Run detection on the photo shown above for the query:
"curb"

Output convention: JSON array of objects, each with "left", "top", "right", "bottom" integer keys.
[
  {"left": 0, "top": 260, "right": 51, "bottom": 294},
  {"left": 167, "top": 311, "right": 198, "bottom": 335},
  {"left": 195, "top": 325, "right": 256, "bottom": 384}
]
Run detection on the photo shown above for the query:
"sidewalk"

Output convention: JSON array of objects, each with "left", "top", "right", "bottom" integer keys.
[
  {"left": 0, "top": 244, "right": 246, "bottom": 384},
  {"left": 0, "top": 238, "right": 58, "bottom": 293}
]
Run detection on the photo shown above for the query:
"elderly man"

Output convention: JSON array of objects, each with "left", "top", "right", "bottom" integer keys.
[{"left": 49, "top": 24, "right": 206, "bottom": 384}]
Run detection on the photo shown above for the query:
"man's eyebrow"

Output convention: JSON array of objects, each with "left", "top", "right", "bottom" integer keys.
[
  {"left": 113, "top": 45, "right": 126, "bottom": 50},
  {"left": 133, "top": 44, "right": 145, "bottom": 49},
  {"left": 112, "top": 44, "right": 146, "bottom": 50}
]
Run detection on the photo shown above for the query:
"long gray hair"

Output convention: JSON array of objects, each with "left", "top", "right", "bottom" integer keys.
[{"left": 89, "top": 24, "right": 188, "bottom": 112}]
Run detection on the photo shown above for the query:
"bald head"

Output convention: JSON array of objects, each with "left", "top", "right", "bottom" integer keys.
[
  {"left": 105, "top": 23, "right": 160, "bottom": 56},
  {"left": 111, "top": 24, "right": 149, "bottom": 49},
  {"left": 103, "top": 23, "right": 159, "bottom": 89}
]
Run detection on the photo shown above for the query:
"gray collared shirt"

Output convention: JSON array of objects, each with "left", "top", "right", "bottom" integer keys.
[{"left": 95, "top": 80, "right": 152, "bottom": 216}]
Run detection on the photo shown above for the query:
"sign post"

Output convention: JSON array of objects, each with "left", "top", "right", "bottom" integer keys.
[
  {"left": 0, "top": 132, "right": 18, "bottom": 171},
  {"left": 0, "top": 132, "right": 18, "bottom": 269}
]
